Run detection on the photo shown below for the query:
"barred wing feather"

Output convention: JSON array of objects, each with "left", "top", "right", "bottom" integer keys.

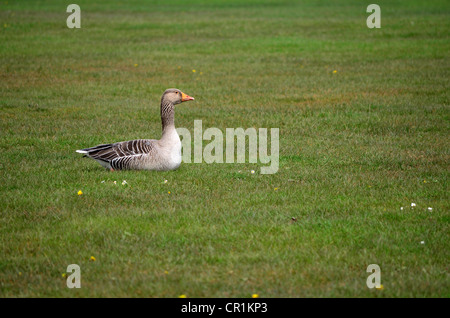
[{"left": 76, "top": 139, "right": 155, "bottom": 169}]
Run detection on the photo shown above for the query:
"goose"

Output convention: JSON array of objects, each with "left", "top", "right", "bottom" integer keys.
[{"left": 76, "top": 88, "right": 194, "bottom": 171}]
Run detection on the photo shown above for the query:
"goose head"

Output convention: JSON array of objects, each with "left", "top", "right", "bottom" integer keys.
[{"left": 162, "top": 88, "right": 194, "bottom": 105}]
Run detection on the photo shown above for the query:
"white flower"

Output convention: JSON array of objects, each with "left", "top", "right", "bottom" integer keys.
[
  {"left": 122, "top": 180, "right": 127, "bottom": 185},
  {"left": 411, "top": 203, "right": 416, "bottom": 207},
  {"left": 101, "top": 180, "right": 105, "bottom": 183},
  {"left": 250, "top": 170, "right": 255, "bottom": 174},
  {"left": 400, "top": 207, "right": 403, "bottom": 210},
  {"left": 164, "top": 180, "right": 168, "bottom": 184},
  {"left": 113, "top": 181, "right": 117, "bottom": 185},
  {"left": 427, "top": 207, "right": 432, "bottom": 211},
  {"left": 420, "top": 241, "right": 425, "bottom": 244}
]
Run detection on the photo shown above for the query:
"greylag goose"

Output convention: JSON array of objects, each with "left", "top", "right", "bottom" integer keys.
[{"left": 76, "top": 88, "right": 194, "bottom": 171}]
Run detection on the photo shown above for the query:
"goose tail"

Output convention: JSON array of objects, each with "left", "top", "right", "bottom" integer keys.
[
  {"left": 76, "top": 143, "right": 115, "bottom": 169},
  {"left": 76, "top": 144, "right": 113, "bottom": 155},
  {"left": 76, "top": 143, "right": 115, "bottom": 159}
]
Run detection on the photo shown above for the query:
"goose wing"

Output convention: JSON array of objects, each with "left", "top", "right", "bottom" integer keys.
[{"left": 76, "top": 139, "right": 156, "bottom": 169}]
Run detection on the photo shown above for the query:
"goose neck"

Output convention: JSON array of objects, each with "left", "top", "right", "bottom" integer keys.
[{"left": 161, "top": 99, "right": 175, "bottom": 132}]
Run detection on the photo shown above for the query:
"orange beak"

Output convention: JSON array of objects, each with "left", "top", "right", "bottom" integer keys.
[{"left": 181, "top": 92, "right": 195, "bottom": 102}]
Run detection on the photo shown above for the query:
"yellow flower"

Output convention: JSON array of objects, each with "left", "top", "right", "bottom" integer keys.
[
  {"left": 168, "top": 191, "right": 171, "bottom": 194},
  {"left": 376, "top": 284, "right": 384, "bottom": 290},
  {"left": 134, "top": 64, "right": 138, "bottom": 67},
  {"left": 77, "top": 190, "right": 83, "bottom": 195},
  {"left": 274, "top": 187, "right": 278, "bottom": 191},
  {"left": 333, "top": 70, "right": 337, "bottom": 74},
  {"left": 164, "top": 270, "right": 169, "bottom": 275},
  {"left": 90, "top": 256, "right": 96, "bottom": 262},
  {"left": 62, "top": 273, "right": 66, "bottom": 278},
  {"left": 179, "top": 294, "right": 187, "bottom": 298},
  {"left": 192, "top": 69, "right": 196, "bottom": 73},
  {"left": 252, "top": 294, "right": 259, "bottom": 298}
]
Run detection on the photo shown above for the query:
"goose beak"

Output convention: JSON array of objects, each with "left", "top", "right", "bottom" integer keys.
[{"left": 181, "top": 92, "right": 195, "bottom": 102}]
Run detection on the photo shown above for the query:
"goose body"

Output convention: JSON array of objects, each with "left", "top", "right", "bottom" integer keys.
[{"left": 76, "top": 89, "right": 194, "bottom": 171}]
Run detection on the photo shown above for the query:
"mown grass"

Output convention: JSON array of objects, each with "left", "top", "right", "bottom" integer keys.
[{"left": 0, "top": 0, "right": 449, "bottom": 297}]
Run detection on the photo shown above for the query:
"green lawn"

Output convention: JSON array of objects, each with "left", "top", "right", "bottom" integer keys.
[{"left": 0, "top": 0, "right": 449, "bottom": 297}]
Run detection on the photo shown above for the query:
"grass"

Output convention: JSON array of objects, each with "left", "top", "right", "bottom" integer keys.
[{"left": 0, "top": 0, "right": 449, "bottom": 297}]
